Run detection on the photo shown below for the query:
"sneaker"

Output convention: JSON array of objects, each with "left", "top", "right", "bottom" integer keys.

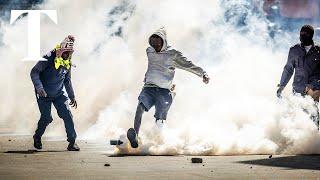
[
  {"left": 33, "top": 135, "right": 42, "bottom": 150},
  {"left": 155, "top": 119, "right": 166, "bottom": 129},
  {"left": 127, "top": 128, "right": 138, "bottom": 148},
  {"left": 67, "top": 142, "right": 80, "bottom": 151}
]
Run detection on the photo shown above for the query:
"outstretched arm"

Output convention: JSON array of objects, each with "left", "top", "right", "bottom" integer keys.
[{"left": 173, "top": 50, "right": 209, "bottom": 83}]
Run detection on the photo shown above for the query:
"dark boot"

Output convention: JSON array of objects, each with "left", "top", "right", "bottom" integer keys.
[
  {"left": 67, "top": 141, "right": 80, "bottom": 151},
  {"left": 127, "top": 128, "right": 138, "bottom": 148},
  {"left": 33, "top": 135, "right": 42, "bottom": 150}
]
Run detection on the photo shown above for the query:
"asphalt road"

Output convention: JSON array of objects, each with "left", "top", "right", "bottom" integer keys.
[{"left": 0, "top": 135, "right": 319, "bottom": 179}]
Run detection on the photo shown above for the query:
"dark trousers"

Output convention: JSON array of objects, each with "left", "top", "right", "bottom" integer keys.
[
  {"left": 34, "top": 94, "right": 77, "bottom": 143},
  {"left": 134, "top": 87, "right": 173, "bottom": 134}
]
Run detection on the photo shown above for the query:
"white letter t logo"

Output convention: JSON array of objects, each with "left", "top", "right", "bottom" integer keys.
[{"left": 10, "top": 10, "right": 57, "bottom": 61}]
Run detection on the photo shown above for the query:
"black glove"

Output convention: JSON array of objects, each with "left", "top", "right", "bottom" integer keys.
[
  {"left": 37, "top": 88, "right": 47, "bottom": 97},
  {"left": 69, "top": 98, "right": 77, "bottom": 109},
  {"left": 276, "top": 85, "right": 284, "bottom": 98}
]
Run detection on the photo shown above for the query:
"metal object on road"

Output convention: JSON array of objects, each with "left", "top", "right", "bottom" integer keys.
[{"left": 110, "top": 140, "right": 123, "bottom": 146}]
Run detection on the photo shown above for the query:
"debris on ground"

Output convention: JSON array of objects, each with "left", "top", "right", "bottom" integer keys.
[
  {"left": 191, "top": 158, "right": 203, "bottom": 163},
  {"left": 104, "top": 163, "right": 111, "bottom": 167}
]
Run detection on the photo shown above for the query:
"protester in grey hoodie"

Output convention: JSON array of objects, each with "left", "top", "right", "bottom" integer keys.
[{"left": 127, "top": 28, "right": 210, "bottom": 148}]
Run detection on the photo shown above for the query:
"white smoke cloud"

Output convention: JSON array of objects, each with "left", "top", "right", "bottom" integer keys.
[{"left": 0, "top": 0, "right": 319, "bottom": 155}]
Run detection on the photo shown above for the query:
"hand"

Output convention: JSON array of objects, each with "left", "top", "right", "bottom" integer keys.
[
  {"left": 305, "top": 85, "right": 311, "bottom": 94},
  {"left": 170, "top": 84, "right": 176, "bottom": 91},
  {"left": 203, "top": 73, "right": 210, "bottom": 84},
  {"left": 69, "top": 98, "right": 77, "bottom": 109},
  {"left": 276, "top": 86, "right": 284, "bottom": 98},
  {"left": 37, "top": 88, "right": 47, "bottom": 97}
]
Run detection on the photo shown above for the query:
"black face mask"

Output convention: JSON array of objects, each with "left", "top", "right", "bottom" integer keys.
[
  {"left": 300, "top": 25, "right": 314, "bottom": 46},
  {"left": 300, "top": 33, "right": 313, "bottom": 46}
]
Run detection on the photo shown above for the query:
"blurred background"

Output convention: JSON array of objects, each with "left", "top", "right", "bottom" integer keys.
[
  {"left": 224, "top": 0, "right": 320, "bottom": 38},
  {"left": 1, "top": 0, "right": 320, "bottom": 39}
]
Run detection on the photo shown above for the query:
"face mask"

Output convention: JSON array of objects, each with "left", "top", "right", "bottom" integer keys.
[
  {"left": 300, "top": 33, "right": 313, "bottom": 46},
  {"left": 54, "top": 57, "right": 71, "bottom": 70}
]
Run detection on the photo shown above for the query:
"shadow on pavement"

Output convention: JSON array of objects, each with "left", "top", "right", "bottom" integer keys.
[
  {"left": 238, "top": 155, "right": 320, "bottom": 170},
  {"left": 4, "top": 149, "right": 67, "bottom": 154},
  {"left": 108, "top": 154, "right": 178, "bottom": 157}
]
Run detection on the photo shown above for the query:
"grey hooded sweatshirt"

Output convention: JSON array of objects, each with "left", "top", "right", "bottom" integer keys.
[{"left": 144, "top": 28, "right": 206, "bottom": 89}]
